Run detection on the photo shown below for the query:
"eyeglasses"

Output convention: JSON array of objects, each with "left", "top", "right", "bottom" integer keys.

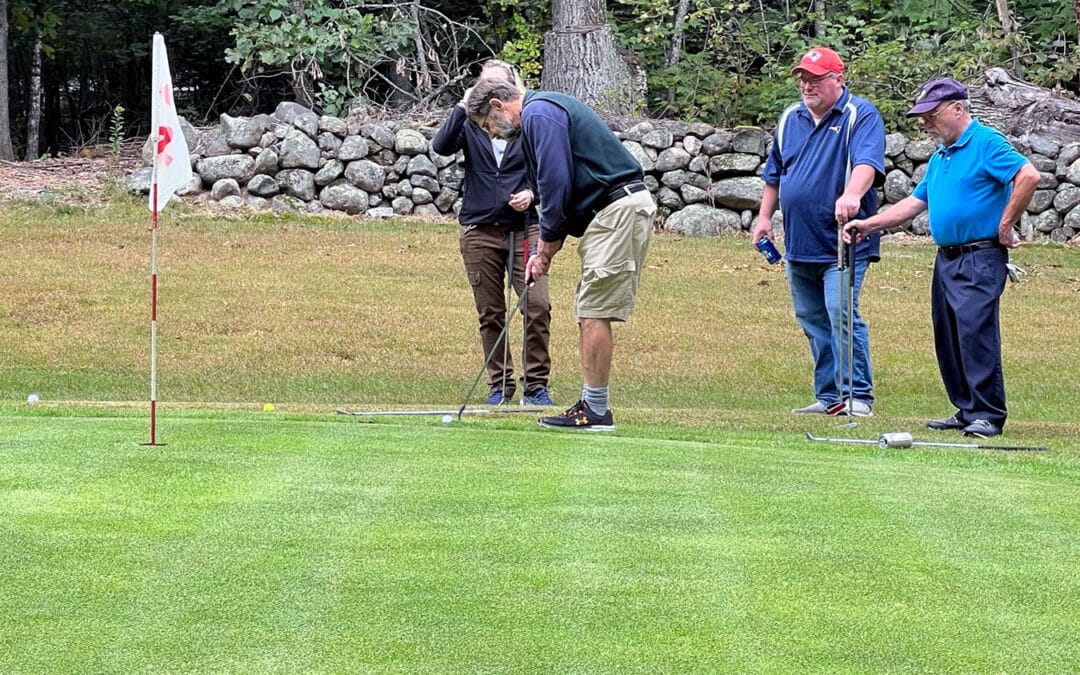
[
  {"left": 796, "top": 73, "right": 838, "bottom": 86},
  {"left": 919, "top": 101, "right": 958, "bottom": 124}
]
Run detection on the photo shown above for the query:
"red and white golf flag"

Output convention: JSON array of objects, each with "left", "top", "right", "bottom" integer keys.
[{"left": 149, "top": 32, "right": 192, "bottom": 210}]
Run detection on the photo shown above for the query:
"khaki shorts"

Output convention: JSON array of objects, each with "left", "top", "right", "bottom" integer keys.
[{"left": 575, "top": 189, "right": 656, "bottom": 321}]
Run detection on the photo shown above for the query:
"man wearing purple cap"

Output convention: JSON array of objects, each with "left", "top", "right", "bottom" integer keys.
[
  {"left": 755, "top": 47, "right": 886, "bottom": 418},
  {"left": 844, "top": 77, "right": 1040, "bottom": 438}
]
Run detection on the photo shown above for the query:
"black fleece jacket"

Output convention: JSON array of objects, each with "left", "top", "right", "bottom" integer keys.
[{"left": 431, "top": 106, "right": 537, "bottom": 227}]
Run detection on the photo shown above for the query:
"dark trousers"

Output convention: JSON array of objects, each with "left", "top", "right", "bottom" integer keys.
[
  {"left": 460, "top": 223, "right": 552, "bottom": 396},
  {"left": 931, "top": 246, "right": 1008, "bottom": 427}
]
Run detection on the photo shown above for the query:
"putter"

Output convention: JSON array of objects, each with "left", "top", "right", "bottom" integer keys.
[
  {"left": 836, "top": 226, "right": 857, "bottom": 429},
  {"left": 457, "top": 284, "right": 530, "bottom": 420},
  {"left": 520, "top": 230, "right": 530, "bottom": 405},
  {"left": 805, "top": 431, "right": 1047, "bottom": 452},
  {"left": 337, "top": 407, "right": 543, "bottom": 417},
  {"left": 502, "top": 230, "right": 515, "bottom": 403}
]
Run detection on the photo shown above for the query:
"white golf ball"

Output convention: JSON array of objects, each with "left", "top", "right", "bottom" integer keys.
[
  {"left": 441, "top": 414, "right": 453, "bottom": 424},
  {"left": 27, "top": 393, "right": 40, "bottom": 405}
]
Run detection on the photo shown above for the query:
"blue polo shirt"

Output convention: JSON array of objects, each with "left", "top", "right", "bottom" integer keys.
[
  {"left": 911, "top": 119, "right": 1028, "bottom": 247},
  {"left": 762, "top": 88, "right": 886, "bottom": 263}
]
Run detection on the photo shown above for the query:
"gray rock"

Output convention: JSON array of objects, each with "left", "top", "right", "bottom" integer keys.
[
  {"left": 294, "top": 112, "right": 320, "bottom": 138},
  {"left": 731, "top": 128, "right": 766, "bottom": 155},
  {"left": 177, "top": 174, "right": 202, "bottom": 197},
  {"left": 912, "top": 163, "right": 928, "bottom": 184},
  {"left": 217, "top": 195, "right": 245, "bottom": 209},
  {"left": 622, "top": 122, "right": 655, "bottom": 143},
  {"left": 220, "top": 113, "right": 265, "bottom": 149},
  {"left": 1024, "top": 209, "right": 1060, "bottom": 234},
  {"left": 270, "top": 194, "right": 306, "bottom": 212},
  {"left": 910, "top": 211, "right": 930, "bottom": 236},
  {"left": 197, "top": 128, "right": 233, "bottom": 158},
  {"left": 368, "top": 206, "right": 395, "bottom": 218},
  {"left": 688, "top": 154, "right": 710, "bottom": 174},
  {"left": 319, "top": 115, "right": 348, "bottom": 137},
  {"left": 680, "top": 184, "right": 709, "bottom": 204},
  {"left": 338, "top": 136, "right": 369, "bottom": 162},
  {"left": 435, "top": 188, "right": 459, "bottom": 212},
  {"left": 883, "top": 169, "right": 915, "bottom": 203},
  {"left": 314, "top": 159, "right": 344, "bottom": 186},
  {"left": 259, "top": 130, "right": 277, "bottom": 149},
  {"left": 1054, "top": 186, "right": 1080, "bottom": 213},
  {"left": 247, "top": 174, "right": 280, "bottom": 197},
  {"left": 1027, "top": 134, "right": 1060, "bottom": 158},
  {"left": 395, "top": 128, "right": 428, "bottom": 155},
  {"left": 362, "top": 122, "right": 398, "bottom": 150},
  {"left": 884, "top": 133, "right": 907, "bottom": 158},
  {"left": 410, "top": 174, "right": 440, "bottom": 193},
  {"left": 439, "top": 165, "right": 465, "bottom": 191},
  {"left": 411, "top": 187, "right": 434, "bottom": 205},
  {"left": 344, "top": 160, "right": 386, "bottom": 193},
  {"left": 1027, "top": 189, "right": 1055, "bottom": 213},
  {"left": 143, "top": 117, "right": 200, "bottom": 164},
  {"left": 1066, "top": 206, "right": 1080, "bottom": 229},
  {"left": 1038, "top": 172, "right": 1059, "bottom": 189},
  {"left": 318, "top": 132, "right": 343, "bottom": 154},
  {"left": 654, "top": 147, "right": 691, "bottom": 172},
  {"left": 320, "top": 183, "right": 369, "bottom": 214},
  {"left": 701, "top": 131, "right": 734, "bottom": 155},
  {"left": 253, "top": 148, "right": 279, "bottom": 175},
  {"left": 661, "top": 170, "right": 709, "bottom": 190},
  {"left": 1029, "top": 154, "right": 1056, "bottom": 173},
  {"left": 1058, "top": 143, "right": 1080, "bottom": 178},
  {"left": 279, "top": 129, "right": 320, "bottom": 170},
  {"left": 666, "top": 204, "right": 740, "bottom": 236},
  {"left": 275, "top": 168, "right": 316, "bottom": 201},
  {"left": 246, "top": 196, "right": 270, "bottom": 210},
  {"left": 688, "top": 122, "right": 715, "bottom": 138},
  {"left": 708, "top": 176, "right": 765, "bottom": 210},
  {"left": 306, "top": 200, "right": 326, "bottom": 214},
  {"left": 708, "top": 153, "right": 760, "bottom": 176},
  {"left": 414, "top": 204, "right": 441, "bottom": 218},
  {"left": 641, "top": 129, "right": 674, "bottom": 150},
  {"left": 1066, "top": 158, "right": 1080, "bottom": 185},
  {"left": 408, "top": 154, "right": 438, "bottom": 178},
  {"left": 196, "top": 155, "right": 255, "bottom": 184},
  {"left": 682, "top": 135, "right": 702, "bottom": 157},
  {"left": 1051, "top": 225, "right": 1076, "bottom": 242},
  {"left": 643, "top": 175, "right": 660, "bottom": 192},
  {"left": 274, "top": 102, "right": 313, "bottom": 125},
  {"left": 622, "top": 141, "right": 654, "bottom": 172},
  {"left": 127, "top": 167, "right": 153, "bottom": 194},
  {"left": 210, "top": 178, "right": 241, "bottom": 200},
  {"left": 368, "top": 193, "right": 383, "bottom": 208},
  {"left": 905, "top": 139, "right": 938, "bottom": 162},
  {"left": 392, "top": 196, "right": 414, "bottom": 215},
  {"left": 656, "top": 187, "right": 683, "bottom": 211}
]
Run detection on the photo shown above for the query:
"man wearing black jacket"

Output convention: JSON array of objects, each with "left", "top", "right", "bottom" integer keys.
[{"left": 431, "top": 61, "right": 554, "bottom": 406}]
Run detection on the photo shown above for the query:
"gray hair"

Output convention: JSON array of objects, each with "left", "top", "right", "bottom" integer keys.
[
  {"left": 465, "top": 77, "right": 524, "bottom": 122},
  {"left": 482, "top": 59, "right": 526, "bottom": 90}
]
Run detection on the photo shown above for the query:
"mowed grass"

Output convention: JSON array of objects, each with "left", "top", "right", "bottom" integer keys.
[{"left": 2, "top": 196, "right": 1080, "bottom": 671}]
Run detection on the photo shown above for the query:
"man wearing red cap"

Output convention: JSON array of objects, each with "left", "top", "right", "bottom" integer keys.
[
  {"left": 844, "top": 77, "right": 1039, "bottom": 438},
  {"left": 755, "top": 47, "right": 886, "bottom": 418}
]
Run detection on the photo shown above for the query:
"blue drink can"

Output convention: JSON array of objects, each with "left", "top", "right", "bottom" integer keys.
[{"left": 756, "top": 236, "right": 782, "bottom": 264}]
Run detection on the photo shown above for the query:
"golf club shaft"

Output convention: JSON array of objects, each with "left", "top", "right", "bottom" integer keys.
[
  {"left": 521, "top": 229, "right": 529, "bottom": 401},
  {"left": 458, "top": 284, "right": 529, "bottom": 419},
  {"left": 502, "top": 230, "right": 514, "bottom": 399}
]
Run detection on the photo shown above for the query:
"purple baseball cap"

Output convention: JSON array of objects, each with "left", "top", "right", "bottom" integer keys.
[{"left": 907, "top": 77, "right": 968, "bottom": 116}]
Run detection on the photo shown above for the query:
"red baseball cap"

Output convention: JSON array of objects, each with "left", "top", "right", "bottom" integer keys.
[{"left": 792, "top": 47, "right": 845, "bottom": 76}]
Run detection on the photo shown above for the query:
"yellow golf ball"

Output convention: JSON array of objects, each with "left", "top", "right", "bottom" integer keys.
[{"left": 263, "top": 403, "right": 275, "bottom": 413}]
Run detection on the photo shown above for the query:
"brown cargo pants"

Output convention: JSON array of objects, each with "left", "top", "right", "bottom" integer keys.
[{"left": 459, "top": 223, "right": 552, "bottom": 398}]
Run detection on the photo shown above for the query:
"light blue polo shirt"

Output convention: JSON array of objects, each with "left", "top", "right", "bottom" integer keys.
[
  {"left": 912, "top": 119, "right": 1028, "bottom": 247},
  {"left": 762, "top": 88, "right": 886, "bottom": 263}
]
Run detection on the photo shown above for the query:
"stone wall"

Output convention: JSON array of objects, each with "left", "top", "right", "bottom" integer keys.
[{"left": 129, "top": 101, "right": 1080, "bottom": 243}]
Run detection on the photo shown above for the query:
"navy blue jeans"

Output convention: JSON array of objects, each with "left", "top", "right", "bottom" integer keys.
[
  {"left": 786, "top": 260, "right": 874, "bottom": 406},
  {"left": 931, "top": 246, "right": 1008, "bottom": 427}
]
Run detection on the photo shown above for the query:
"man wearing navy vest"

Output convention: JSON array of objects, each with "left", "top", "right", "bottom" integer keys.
[
  {"left": 844, "top": 77, "right": 1039, "bottom": 438},
  {"left": 755, "top": 47, "right": 886, "bottom": 419},
  {"left": 465, "top": 78, "right": 656, "bottom": 431}
]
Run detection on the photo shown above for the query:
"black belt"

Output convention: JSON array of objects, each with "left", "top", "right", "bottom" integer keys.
[
  {"left": 939, "top": 238, "right": 1002, "bottom": 260},
  {"left": 591, "top": 181, "right": 648, "bottom": 215}
]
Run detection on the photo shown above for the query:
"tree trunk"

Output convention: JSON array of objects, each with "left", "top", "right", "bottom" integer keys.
[
  {"left": 541, "top": 0, "right": 645, "bottom": 116},
  {"left": 0, "top": 0, "right": 15, "bottom": 160},
  {"left": 970, "top": 67, "right": 1080, "bottom": 145},
  {"left": 993, "top": 0, "right": 1020, "bottom": 77},
  {"left": 290, "top": 0, "right": 315, "bottom": 108},
  {"left": 665, "top": 0, "right": 692, "bottom": 105},
  {"left": 25, "top": 29, "right": 43, "bottom": 161},
  {"left": 812, "top": 0, "right": 825, "bottom": 39}
]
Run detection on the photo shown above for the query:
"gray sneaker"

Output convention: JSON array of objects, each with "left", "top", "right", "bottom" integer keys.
[
  {"left": 792, "top": 401, "right": 837, "bottom": 414},
  {"left": 835, "top": 400, "right": 873, "bottom": 417},
  {"left": 963, "top": 419, "right": 1002, "bottom": 438}
]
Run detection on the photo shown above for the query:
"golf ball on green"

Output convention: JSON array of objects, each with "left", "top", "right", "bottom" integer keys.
[{"left": 441, "top": 414, "right": 453, "bottom": 424}]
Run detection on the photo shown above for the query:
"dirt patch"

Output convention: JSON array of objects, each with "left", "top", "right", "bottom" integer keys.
[{"left": 0, "top": 142, "right": 144, "bottom": 204}]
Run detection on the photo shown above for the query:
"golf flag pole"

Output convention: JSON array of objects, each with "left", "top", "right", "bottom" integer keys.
[{"left": 146, "top": 32, "right": 192, "bottom": 445}]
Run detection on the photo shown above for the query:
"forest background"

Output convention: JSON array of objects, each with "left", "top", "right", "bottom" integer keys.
[{"left": 0, "top": 0, "right": 1078, "bottom": 161}]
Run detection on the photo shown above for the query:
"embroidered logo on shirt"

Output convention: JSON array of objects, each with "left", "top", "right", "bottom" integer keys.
[{"left": 828, "top": 125, "right": 842, "bottom": 134}]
